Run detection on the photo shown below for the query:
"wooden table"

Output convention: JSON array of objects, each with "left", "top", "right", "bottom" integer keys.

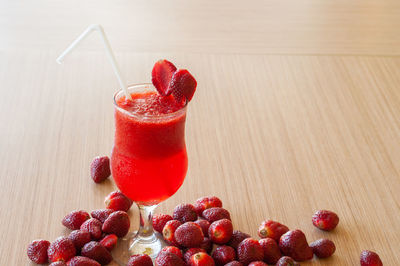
[{"left": 1, "top": 0, "right": 399, "bottom": 265}]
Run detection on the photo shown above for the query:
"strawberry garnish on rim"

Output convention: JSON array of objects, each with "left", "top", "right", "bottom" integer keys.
[
  {"left": 151, "top": 59, "right": 177, "bottom": 96},
  {"left": 169, "top": 69, "right": 197, "bottom": 102}
]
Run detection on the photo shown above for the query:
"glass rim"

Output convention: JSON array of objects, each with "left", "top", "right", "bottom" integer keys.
[{"left": 113, "top": 83, "right": 188, "bottom": 120}]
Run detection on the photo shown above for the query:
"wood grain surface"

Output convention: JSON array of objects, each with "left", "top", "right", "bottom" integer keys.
[{"left": 0, "top": 0, "right": 399, "bottom": 265}]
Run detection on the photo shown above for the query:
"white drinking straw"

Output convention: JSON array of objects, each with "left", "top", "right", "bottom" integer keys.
[{"left": 57, "top": 24, "right": 132, "bottom": 100}]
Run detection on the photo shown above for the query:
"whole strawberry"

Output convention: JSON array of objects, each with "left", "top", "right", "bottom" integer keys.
[
  {"left": 67, "top": 256, "right": 100, "bottom": 266},
  {"left": 68, "top": 230, "right": 91, "bottom": 251},
  {"left": 194, "top": 196, "right": 223, "bottom": 216},
  {"left": 90, "top": 209, "right": 113, "bottom": 223},
  {"left": 189, "top": 252, "right": 215, "bottom": 266},
  {"left": 212, "top": 245, "right": 236, "bottom": 265},
  {"left": 27, "top": 239, "right": 50, "bottom": 264},
  {"left": 360, "top": 250, "right": 383, "bottom": 266},
  {"left": 102, "top": 211, "right": 130, "bottom": 237},
  {"left": 237, "top": 238, "right": 264, "bottom": 265},
  {"left": 81, "top": 241, "right": 112, "bottom": 265},
  {"left": 153, "top": 213, "right": 173, "bottom": 233},
  {"left": 279, "top": 230, "right": 313, "bottom": 262},
  {"left": 62, "top": 210, "right": 90, "bottom": 230},
  {"left": 173, "top": 203, "right": 198, "bottom": 223},
  {"left": 128, "top": 254, "right": 153, "bottom": 266},
  {"left": 90, "top": 156, "right": 111, "bottom": 183},
  {"left": 175, "top": 222, "right": 204, "bottom": 248},
  {"left": 48, "top": 237, "right": 76, "bottom": 263},
  {"left": 155, "top": 251, "right": 185, "bottom": 266},
  {"left": 100, "top": 234, "right": 118, "bottom": 251},
  {"left": 312, "top": 210, "right": 339, "bottom": 231},
  {"left": 248, "top": 262, "right": 267, "bottom": 266},
  {"left": 259, "top": 237, "right": 281, "bottom": 264},
  {"left": 80, "top": 218, "right": 103, "bottom": 240},
  {"left": 310, "top": 238, "right": 336, "bottom": 258},
  {"left": 276, "top": 256, "right": 299, "bottom": 266},
  {"left": 162, "top": 219, "right": 182, "bottom": 246},
  {"left": 105, "top": 191, "right": 133, "bottom": 212},
  {"left": 184, "top": 248, "right": 207, "bottom": 264},
  {"left": 227, "top": 230, "right": 251, "bottom": 250},
  {"left": 195, "top": 219, "right": 210, "bottom": 237},
  {"left": 225, "top": 261, "right": 243, "bottom": 266},
  {"left": 161, "top": 246, "right": 183, "bottom": 258},
  {"left": 202, "top": 207, "right": 231, "bottom": 223},
  {"left": 208, "top": 219, "right": 233, "bottom": 244},
  {"left": 257, "top": 220, "right": 289, "bottom": 242}
]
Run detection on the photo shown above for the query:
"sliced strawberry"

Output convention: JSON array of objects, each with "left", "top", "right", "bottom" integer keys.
[
  {"left": 152, "top": 59, "right": 177, "bottom": 96},
  {"left": 169, "top": 69, "right": 197, "bottom": 102}
]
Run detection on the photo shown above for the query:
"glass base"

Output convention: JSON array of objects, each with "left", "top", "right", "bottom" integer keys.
[{"left": 113, "top": 231, "right": 167, "bottom": 265}]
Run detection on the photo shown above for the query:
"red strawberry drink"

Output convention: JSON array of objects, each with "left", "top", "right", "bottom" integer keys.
[
  {"left": 111, "top": 60, "right": 197, "bottom": 261},
  {"left": 112, "top": 85, "right": 188, "bottom": 204}
]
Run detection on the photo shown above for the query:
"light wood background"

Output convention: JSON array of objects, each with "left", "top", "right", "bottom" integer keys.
[{"left": 0, "top": 0, "right": 399, "bottom": 265}]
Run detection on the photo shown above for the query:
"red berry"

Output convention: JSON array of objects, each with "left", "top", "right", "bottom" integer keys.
[
  {"left": 48, "top": 237, "right": 76, "bottom": 263},
  {"left": 62, "top": 210, "right": 90, "bottom": 230},
  {"left": 248, "top": 262, "right": 267, "bottom": 266},
  {"left": 258, "top": 237, "right": 281, "bottom": 264},
  {"left": 27, "top": 239, "right": 50, "bottom": 264},
  {"left": 105, "top": 191, "right": 133, "bottom": 212},
  {"left": 67, "top": 256, "right": 100, "bottom": 266},
  {"left": 195, "top": 219, "right": 210, "bottom": 237},
  {"left": 128, "top": 254, "right": 153, "bottom": 266},
  {"left": 257, "top": 220, "right": 289, "bottom": 242},
  {"left": 155, "top": 251, "right": 185, "bottom": 266},
  {"left": 276, "top": 256, "right": 300, "bottom": 266},
  {"left": 225, "top": 261, "right": 243, "bottom": 266},
  {"left": 189, "top": 252, "right": 215, "bottom": 266},
  {"left": 102, "top": 211, "right": 130, "bottom": 237},
  {"left": 90, "top": 156, "right": 110, "bottom": 183},
  {"left": 162, "top": 220, "right": 182, "bottom": 246},
  {"left": 161, "top": 246, "right": 183, "bottom": 258},
  {"left": 202, "top": 207, "right": 231, "bottom": 223},
  {"left": 170, "top": 69, "right": 197, "bottom": 102},
  {"left": 200, "top": 237, "right": 213, "bottom": 253},
  {"left": 50, "top": 261, "right": 67, "bottom": 266},
  {"left": 212, "top": 245, "right": 236, "bottom": 265},
  {"left": 227, "top": 230, "right": 251, "bottom": 250},
  {"left": 68, "top": 230, "right": 91, "bottom": 251},
  {"left": 184, "top": 248, "right": 207, "bottom": 263},
  {"left": 100, "top": 234, "right": 118, "bottom": 251},
  {"left": 173, "top": 203, "right": 198, "bottom": 223},
  {"left": 152, "top": 59, "right": 177, "bottom": 96},
  {"left": 81, "top": 241, "right": 112, "bottom": 265},
  {"left": 80, "top": 218, "right": 103, "bottom": 240},
  {"left": 175, "top": 222, "right": 204, "bottom": 248},
  {"left": 153, "top": 214, "right": 173, "bottom": 233},
  {"left": 194, "top": 196, "right": 223, "bottom": 216},
  {"left": 237, "top": 238, "right": 264, "bottom": 265},
  {"left": 360, "top": 250, "right": 383, "bottom": 266},
  {"left": 90, "top": 209, "right": 113, "bottom": 223},
  {"left": 312, "top": 210, "right": 339, "bottom": 231},
  {"left": 208, "top": 219, "right": 233, "bottom": 244},
  {"left": 310, "top": 238, "right": 336, "bottom": 258},
  {"left": 279, "top": 230, "right": 313, "bottom": 262}
]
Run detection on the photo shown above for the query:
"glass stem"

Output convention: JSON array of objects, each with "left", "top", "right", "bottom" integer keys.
[{"left": 137, "top": 204, "right": 157, "bottom": 240}]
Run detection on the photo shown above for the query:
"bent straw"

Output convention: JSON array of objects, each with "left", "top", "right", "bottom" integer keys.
[{"left": 57, "top": 24, "right": 131, "bottom": 100}]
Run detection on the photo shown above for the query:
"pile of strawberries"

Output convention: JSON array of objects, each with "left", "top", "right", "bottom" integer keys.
[
  {"left": 147, "top": 197, "right": 324, "bottom": 266},
  {"left": 149, "top": 197, "right": 382, "bottom": 266},
  {"left": 27, "top": 190, "right": 133, "bottom": 266},
  {"left": 27, "top": 156, "right": 383, "bottom": 266}
]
